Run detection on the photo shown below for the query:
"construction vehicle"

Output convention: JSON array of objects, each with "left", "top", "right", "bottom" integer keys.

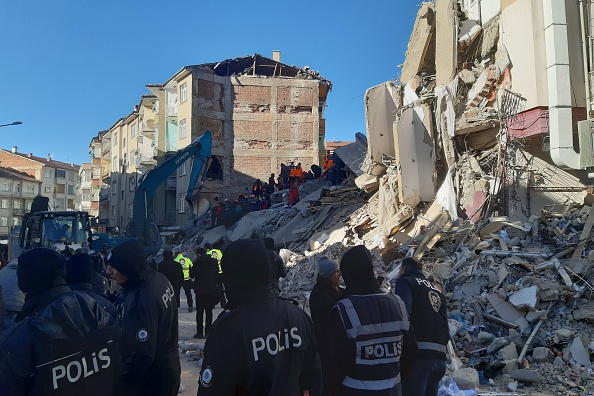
[
  {"left": 13, "top": 130, "right": 212, "bottom": 258},
  {"left": 95, "top": 130, "right": 213, "bottom": 255}
]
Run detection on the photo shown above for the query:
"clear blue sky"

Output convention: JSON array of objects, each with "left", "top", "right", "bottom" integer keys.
[{"left": 0, "top": 1, "right": 420, "bottom": 166}]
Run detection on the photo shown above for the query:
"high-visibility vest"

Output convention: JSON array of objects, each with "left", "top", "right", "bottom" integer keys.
[
  {"left": 175, "top": 254, "right": 193, "bottom": 280},
  {"left": 207, "top": 249, "right": 223, "bottom": 273}
]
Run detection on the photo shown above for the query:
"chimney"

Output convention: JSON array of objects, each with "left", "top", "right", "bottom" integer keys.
[
  {"left": 11, "top": 146, "right": 17, "bottom": 154},
  {"left": 134, "top": 104, "right": 139, "bottom": 112},
  {"left": 28, "top": 153, "right": 32, "bottom": 158},
  {"left": 272, "top": 50, "right": 281, "bottom": 62}
]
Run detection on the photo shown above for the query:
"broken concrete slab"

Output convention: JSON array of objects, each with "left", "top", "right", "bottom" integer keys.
[
  {"left": 511, "top": 369, "right": 545, "bottom": 383},
  {"left": 355, "top": 173, "right": 379, "bottom": 193},
  {"left": 572, "top": 302, "right": 594, "bottom": 323},
  {"left": 497, "top": 343, "right": 519, "bottom": 361},
  {"left": 508, "top": 286, "right": 539, "bottom": 310},
  {"left": 401, "top": 2, "right": 436, "bottom": 83},
  {"left": 569, "top": 337, "right": 591, "bottom": 366},
  {"left": 487, "top": 293, "right": 523, "bottom": 323},
  {"left": 334, "top": 133, "right": 368, "bottom": 177},
  {"left": 201, "top": 225, "right": 228, "bottom": 246},
  {"left": 449, "top": 367, "right": 479, "bottom": 390},
  {"left": 435, "top": 0, "right": 457, "bottom": 86},
  {"left": 532, "top": 347, "right": 554, "bottom": 363},
  {"left": 466, "top": 66, "right": 497, "bottom": 108},
  {"left": 364, "top": 83, "right": 399, "bottom": 163}
]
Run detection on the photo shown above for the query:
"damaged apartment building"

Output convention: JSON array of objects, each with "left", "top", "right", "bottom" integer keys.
[
  {"left": 87, "top": 52, "right": 331, "bottom": 234},
  {"left": 361, "top": 0, "right": 594, "bottom": 248}
]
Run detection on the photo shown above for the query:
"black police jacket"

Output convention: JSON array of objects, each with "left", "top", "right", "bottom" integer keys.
[
  {"left": 393, "top": 269, "right": 448, "bottom": 360},
  {"left": 189, "top": 256, "right": 218, "bottom": 294},
  {"left": 198, "top": 286, "right": 323, "bottom": 396},
  {"left": 113, "top": 269, "right": 181, "bottom": 396},
  {"left": 0, "top": 287, "right": 120, "bottom": 396}
]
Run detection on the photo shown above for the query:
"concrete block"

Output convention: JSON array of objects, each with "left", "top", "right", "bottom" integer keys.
[
  {"left": 501, "top": 359, "right": 519, "bottom": 375},
  {"left": 509, "top": 286, "right": 539, "bottom": 310},
  {"left": 532, "top": 347, "right": 554, "bottom": 363},
  {"left": 553, "top": 357, "right": 566, "bottom": 367},
  {"left": 553, "top": 328, "right": 575, "bottom": 342},
  {"left": 487, "top": 337, "right": 509, "bottom": 354},
  {"left": 450, "top": 368, "right": 479, "bottom": 390},
  {"left": 497, "top": 343, "right": 518, "bottom": 361},
  {"left": 511, "top": 369, "right": 545, "bottom": 383}
]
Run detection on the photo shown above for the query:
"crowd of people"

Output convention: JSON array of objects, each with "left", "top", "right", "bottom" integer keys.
[
  {"left": 210, "top": 153, "right": 347, "bottom": 228},
  {"left": 0, "top": 233, "right": 449, "bottom": 395}
]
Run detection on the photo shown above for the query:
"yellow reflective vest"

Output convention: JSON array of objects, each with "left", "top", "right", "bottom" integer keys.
[
  {"left": 175, "top": 253, "right": 193, "bottom": 280},
  {"left": 207, "top": 249, "right": 223, "bottom": 274}
]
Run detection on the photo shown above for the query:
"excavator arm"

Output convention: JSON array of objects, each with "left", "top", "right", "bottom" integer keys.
[{"left": 129, "top": 130, "right": 212, "bottom": 253}]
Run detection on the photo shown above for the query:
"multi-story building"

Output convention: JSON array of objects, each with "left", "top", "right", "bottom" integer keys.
[
  {"left": 0, "top": 147, "right": 80, "bottom": 212},
  {"left": 0, "top": 167, "right": 41, "bottom": 239},
  {"left": 93, "top": 52, "right": 330, "bottom": 234}
]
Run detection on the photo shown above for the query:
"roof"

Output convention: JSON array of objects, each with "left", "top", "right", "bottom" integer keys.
[
  {"left": 164, "top": 53, "right": 332, "bottom": 88},
  {"left": 0, "top": 166, "right": 41, "bottom": 183},
  {"left": 0, "top": 149, "right": 79, "bottom": 171},
  {"left": 326, "top": 141, "right": 355, "bottom": 151}
]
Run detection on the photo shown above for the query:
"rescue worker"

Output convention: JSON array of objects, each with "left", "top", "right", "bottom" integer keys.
[
  {"left": 106, "top": 239, "right": 181, "bottom": 396},
  {"left": 311, "top": 163, "right": 322, "bottom": 179},
  {"left": 268, "top": 173, "right": 276, "bottom": 192},
  {"left": 158, "top": 249, "right": 184, "bottom": 307},
  {"left": 394, "top": 257, "right": 448, "bottom": 396},
  {"left": 65, "top": 253, "right": 116, "bottom": 317},
  {"left": 251, "top": 179, "right": 263, "bottom": 198},
  {"left": 288, "top": 182, "right": 300, "bottom": 205},
  {"left": 175, "top": 251, "right": 194, "bottom": 312},
  {"left": 309, "top": 256, "right": 342, "bottom": 396},
  {"left": 205, "top": 243, "right": 225, "bottom": 308},
  {"left": 0, "top": 248, "right": 120, "bottom": 395},
  {"left": 280, "top": 163, "right": 290, "bottom": 189},
  {"left": 328, "top": 245, "right": 416, "bottom": 395},
  {"left": 263, "top": 237, "right": 286, "bottom": 296},
  {"left": 198, "top": 239, "right": 323, "bottom": 395},
  {"left": 189, "top": 247, "right": 219, "bottom": 339},
  {"left": 323, "top": 153, "right": 334, "bottom": 171}
]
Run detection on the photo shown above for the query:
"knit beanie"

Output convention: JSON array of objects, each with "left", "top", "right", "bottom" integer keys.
[
  {"left": 18, "top": 248, "right": 67, "bottom": 294},
  {"left": 317, "top": 256, "right": 339, "bottom": 278},
  {"left": 107, "top": 239, "right": 148, "bottom": 278},
  {"left": 340, "top": 245, "right": 377, "bottom": 290},
  {"left": 222, "top": 239, "right": 271, "bottom": 292},
  {"left": 65, "top": 253, "right": 93, "bottom": 284}
]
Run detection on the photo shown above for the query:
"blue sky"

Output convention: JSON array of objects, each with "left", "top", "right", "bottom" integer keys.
[{"left": 0, "top": 1, "right": 420, "bottom": 166}]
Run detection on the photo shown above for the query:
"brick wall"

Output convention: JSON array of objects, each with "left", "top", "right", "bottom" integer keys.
[
  {"left": 233, "top": 120, "right": 273, "bottom": 140},
  {"left": 230, "top": 157, "right": 272, "bottom": 186},
  {"left": 196, "top": 79, "right": 224, "bottom": 112},
  {"left": 234, "top": 86, "right": 272, "bottom": 113},
  {"left": 0, "top": 152, "right": 40, "bottom": 178}
]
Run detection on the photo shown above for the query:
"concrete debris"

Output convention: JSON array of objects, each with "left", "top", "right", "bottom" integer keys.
[{"left": 510, "top": 369, "right": 545, "bottom": 384}]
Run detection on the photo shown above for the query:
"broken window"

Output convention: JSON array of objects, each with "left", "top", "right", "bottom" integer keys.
[{"left": 206, "top": 156, "right": 223, "bottom": 181}]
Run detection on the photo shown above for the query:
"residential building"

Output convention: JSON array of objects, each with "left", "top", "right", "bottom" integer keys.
[
  {"left": 0, "top": 148, "right": 80, "bottom": 212},
  {"left": 0, "top": 167, "right": 41, "bottom": 239},
  {"left": 94, "top": 52, "right": 330, "bottom": 233}
]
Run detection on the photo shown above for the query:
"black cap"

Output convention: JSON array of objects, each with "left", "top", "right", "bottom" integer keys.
[
  {"left": 340, "top": 245, "right": 377, "bottom": 291},
  {"left": 107, "top": 239, "right": 147, "bottom": 278},
  {"left": 222, "top": 239, "right": 270, "bottom": 292},
  {"left": 18, "top": 248, "right": 67, "bottom": 294},
  {"left": 65, "top": 253, "right": 93, "bottom": 284}
]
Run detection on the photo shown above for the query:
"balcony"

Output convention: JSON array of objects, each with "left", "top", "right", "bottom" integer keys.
[
  {"left": 142, "top": 120, "right": 156, "bottom": 132},
  {"left": 80, "top": 180, "right": 92, "bottom": 189},
  {"left": 165, "top": 177, "right": 176, "bottom": 189},
  {"left": 101, "top": 167, "right": 110, "bottom": 180},
  {"left": 166, "top": 105, "right": 177, "bottom": 117}
]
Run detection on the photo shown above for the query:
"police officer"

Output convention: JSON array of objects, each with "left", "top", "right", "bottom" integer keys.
[
  {"left": 198, "top": 239, "right": 322, "bottom": 395},
  {"left": 175, "top": 250, "right": 194, "bottom": 312},
  {"left": 0, "top": 248, "right": 120, "bottom": 395},
  {"left": 158, "top": 249, "right": 184, "bottom": 307},
  {"left": 205, "top": 243, "right": 225, "bottom": 307},
  {"left": 328, "top": 245, "right": 415, "bottom": 396},
  {"left": 264, "top": 238, "right": 286, "bottom": 296},
  {"left": 393, "top": 257, "right": 448, "bottom": 396},
  {"left": 65, "top": 253, "right": 117, "bottom": 317},
  {"left": 106, "top": 239, "right": 181, "bottom": 396}
]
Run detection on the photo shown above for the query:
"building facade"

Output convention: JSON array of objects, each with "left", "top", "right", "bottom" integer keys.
[
  {"left": 0, "top": 167, "right": 41, "bottom": 239},
  {"left": 93, "top": 52, "right": 330, "bottom": 235},
  {"left": 0, "top": 148, "right": 80, "bottom": 212}
]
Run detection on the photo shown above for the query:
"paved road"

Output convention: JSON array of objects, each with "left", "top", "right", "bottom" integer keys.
[{"left": 177, "top": 296, "right": 224, "bottom": 394}]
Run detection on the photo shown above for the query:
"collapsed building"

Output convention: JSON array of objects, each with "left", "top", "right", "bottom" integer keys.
[{"left": 178, "top": 0, "right": 594, "bottom": 392}]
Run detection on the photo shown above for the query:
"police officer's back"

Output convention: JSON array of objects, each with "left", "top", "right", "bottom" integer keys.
[
  {"left": 198, "top": 239, "right": 322, "bottom": 395},
  {"left": 106, "top": 239, "right": 181, "bottom": 396},
  {"left": 0, "top": 248, "right": 120, "bottom": 396},
  {"left": 393, "top": 257, "right": 448, "bottom": 396},
  {"left": 328, "top": 245, "right": 415, "bottom": 396}
]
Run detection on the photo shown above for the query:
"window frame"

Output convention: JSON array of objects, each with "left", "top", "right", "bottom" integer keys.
[
  {"left": 179, "top": 118, "right": 187, "bottom": 139},
  {"left": 180, "top": 82, "right": 187, "bottom": 103}
]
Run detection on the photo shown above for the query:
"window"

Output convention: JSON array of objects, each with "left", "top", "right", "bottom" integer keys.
[
  {"left": 113, "top": 132, "right": 118, "bottom": 146},
  {"left": 82, "top": 189, "right": 90, "bottom": 202},
  {"left": 111, "top": 206, "right": 116, "bottom": 220},
  {"left": 1, "top": 199, "right": 8, "bottom": 209},
  {"left": 180, "top": 82, "right": 188, "bottom": 103},
  {"left": 67, "top": 185, "right": 74, "bottom": 195},
  {"left": 129, "top": 176, "right": 136, "bottom": 191},
  {"left": 178, "top": 161, "right": 186, "bottom": 176},
  {"left": 26, "top": 201, "right": 32, "bottom": 210},
  {"left": 13, "top": 200, "right": 22, "bottom": 209},
  {"left": 0, "top": 217, "right": 7, "bottom": 227},
  {"left": 112, "top": 180, "right": 117, "bottom": 195},
  {"left": 178, "top": 194, "right": 186, "bottom": 213},
  {"left": 123, "top": 138, "right": 126, "bottom": 148},
  {"left": 131, "top": 124, "right": 136, "bottom": 138},
  {"left": 12, "top": 217, "right": 20, "bottom": 227},
  {"left": 92, "top": 168, "right": 100, "bottom": 179},
  {"left": 27, "top": 184, "right": 35, "bottom": 194},
  {"left": 129, "top": 204, "right": 133, "bottom": 219},
  {"left": 56, "top": 169, "right": 66, "bottom": 179},
  {"left": 179, "top": 119, "right": 187, "bottom": 139},
  {"left": 113, "top": 156, "right": 118, "bottom": 172},
  {"left": 3, "top": 183, "right": 11, "bottom": 192},
  {"left": 44, "top": 186, "right": 51, "bottom": 193},
  {"left": 55, "top": 198, "right": 64, "bottom": 209},
  {"left": 45, "top": 169, "right": 51, "bottom": 178},
  {"left": 15, "top": 184, "right": 20, "bottom": 193},
  {"left": 121, "top": 190, "right": 124, "bottom": 200}
]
